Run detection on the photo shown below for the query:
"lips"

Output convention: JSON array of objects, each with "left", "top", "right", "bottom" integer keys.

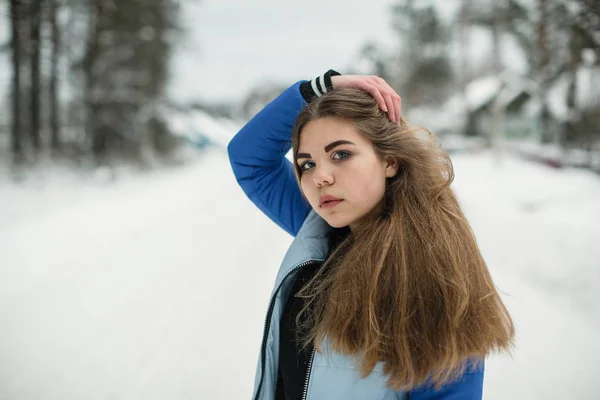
[{"left": 319, "top": 194, "right": 343, "bottom": 207}]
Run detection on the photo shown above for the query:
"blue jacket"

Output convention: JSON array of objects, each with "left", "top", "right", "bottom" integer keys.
[{"left": 228, "top": 81, "right": 485, "bottom": 399}]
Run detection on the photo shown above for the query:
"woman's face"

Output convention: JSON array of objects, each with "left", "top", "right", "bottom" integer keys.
[{"left": 296, "top": 117, "right": 398, "bottom": 230}]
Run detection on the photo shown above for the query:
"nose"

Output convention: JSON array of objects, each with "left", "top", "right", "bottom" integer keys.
[{"left": 312, "top": 165, "right": 334, "bottom": 187}]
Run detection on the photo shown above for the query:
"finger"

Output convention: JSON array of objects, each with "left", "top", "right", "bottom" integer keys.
[
  {"left": 398, "top": 95, "right": 402, "bottom": 118},
  {"left": 373, "top": 76, "right": 392, "bottom": 91},
  {"left": 393, "top": 95, "right": 401, "bottom": 123},
  {"left": 383, "top": 92, "right": 395, "bottom": 122},
  {"left": 373, "top": 77, "right": 399, "bottom": 100},
  {"left": 369, "top": 77, "right": 397, "bottom": 121},
  {"left": 382, "top": 90, "right": 401, "bottom": 122},
  {"left": 377, "top": 86, "right": 395, "bottom": 121},
  {"left": 358, "top": 82, "right": 387, "bottom": 113}
]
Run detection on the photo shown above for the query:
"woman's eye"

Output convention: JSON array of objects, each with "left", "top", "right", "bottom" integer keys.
[
  {"left": 300, "top": 161, "right": 315, "bottom": 171},
  {"left": 332, "top": 151, "right": 351, "bottom": 161}
]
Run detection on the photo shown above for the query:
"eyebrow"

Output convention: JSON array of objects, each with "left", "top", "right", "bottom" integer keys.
[{"left": 296, "top": 140, "right": 355, "bottom": 159}]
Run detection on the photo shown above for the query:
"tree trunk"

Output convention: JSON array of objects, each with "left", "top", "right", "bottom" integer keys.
[
  {"left": 30, "top": 0, "right": 44, "bottom": 153},
  {"left": 49, "top": 0, "right": 61, "bottom": 151},
  {"left": 564, "top": 22, "right": 581, "bottom": 159},
  {"left": 537, "top": 0, "right": 552, "bottom": 144},
  {"left": 491, "top": 3, "right": 505, "bottom": 161},
  {"left": 84, "top": 1, "right": 104, "bottom": 160},
  {"left": 9, "top": 0, "right": 23, "bottom": 162},
  {"left": 459, "top": 0, "right": 471, "bottom": 132}
]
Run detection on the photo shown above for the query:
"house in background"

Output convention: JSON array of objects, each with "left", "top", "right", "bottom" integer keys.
[
  {"left": 457, "top": 58, "right": 599, "bottom": 171},
  {"left": 405, "top": 73, "right": 536, "bottom": 153},
  {"left": 463, "top": 73, "right": 537, "bottom": 142}
]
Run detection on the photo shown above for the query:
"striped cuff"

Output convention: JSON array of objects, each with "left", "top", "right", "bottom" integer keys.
[{"left": 300, "top": 69, "right": 341, "bottom": 102}]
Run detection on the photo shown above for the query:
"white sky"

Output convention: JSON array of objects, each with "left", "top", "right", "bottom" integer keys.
[
  {"left": 168, "top": 0, "right": 399, "bottom": 102},
  {"left": 167, "top": 0, "right": 529, "bottom": 103}
]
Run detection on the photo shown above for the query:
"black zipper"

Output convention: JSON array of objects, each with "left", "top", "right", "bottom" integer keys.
[{"left": 253, "top": 260, "right": 319, "bottom": 400}]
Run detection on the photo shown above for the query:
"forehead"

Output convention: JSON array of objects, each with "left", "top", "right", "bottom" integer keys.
[{"left": 298, "top": 117, "right": 366, "bottom": 150}]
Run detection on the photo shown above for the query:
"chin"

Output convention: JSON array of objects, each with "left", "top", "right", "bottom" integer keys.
[
  {"left": 326, "top": 221, "right": 348, "bottom": 229},
  {"left": 321, "top": 213, "right": 355, "bottom": 229}
]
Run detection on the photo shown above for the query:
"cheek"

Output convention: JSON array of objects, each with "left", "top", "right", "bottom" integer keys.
[
  {"left": 300, "top": 178, "right": 316, "bottom": 204},
  {"left": 347, "top": 166, "right": 386, "bottom": 206}
]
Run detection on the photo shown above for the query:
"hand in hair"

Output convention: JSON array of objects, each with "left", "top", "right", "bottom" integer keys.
[{"left": 331, "top": 75, "right": 401, "bottom": 123}]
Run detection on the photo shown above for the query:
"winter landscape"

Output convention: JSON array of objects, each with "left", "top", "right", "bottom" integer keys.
[
  {"left": 1, "top": 0, "right": 599, "bottom": 399},
  {"left": 2, "top": 143, "right": 600, "bottom": 399}
]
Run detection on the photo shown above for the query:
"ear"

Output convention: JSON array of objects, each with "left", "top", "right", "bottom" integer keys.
[{"left": 384, "top": 156, "right": 400, "bottom": 178}]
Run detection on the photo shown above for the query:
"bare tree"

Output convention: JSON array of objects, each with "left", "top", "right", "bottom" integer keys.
[
  {"left": 490, "top": 2, "right": 507, "bottom": 159},
  {"left": 390, "top": 0, "right": 454, "bottom": 107},
  {"left": 537, "top": 0, "right": 552, "bottom": 144},
  {"left": 459, "top": 0, "right": 472, "bottom": 101},
  {"left": 9, "top": 0, "right": 23, "bottom": 162},
  {"left": 77, "top": 0, "right": 181, "bottom": 164},
  {"left": 49, "top": 0, "right": 62, "bottom": 151},
  {"left": 30, "top": 0, "right": 45, "bottom": 153},
  {"left": 82, "top": 0, "right": 103, "bottom": 159}
]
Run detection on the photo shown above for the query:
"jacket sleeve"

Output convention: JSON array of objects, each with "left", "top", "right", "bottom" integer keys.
[
  {"left": 407, "top": 360, "right": 484, "bottom": 400},
  {"left": 227, "top": 81, "right": 311, "bottom": 237}
]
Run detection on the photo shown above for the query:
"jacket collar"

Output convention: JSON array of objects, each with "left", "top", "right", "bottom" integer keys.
[{"left": 274, "top": 210, "right": 333, "bottom": 285}]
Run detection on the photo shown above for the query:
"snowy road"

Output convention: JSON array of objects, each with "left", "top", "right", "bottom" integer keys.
[{"left": 1, "top": 149, "right": 599, "bottom": 399}]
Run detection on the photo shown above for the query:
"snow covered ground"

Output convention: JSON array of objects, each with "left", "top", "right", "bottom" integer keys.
[{"left": 1, "top": 148, "right": 599, "bottom": 399}]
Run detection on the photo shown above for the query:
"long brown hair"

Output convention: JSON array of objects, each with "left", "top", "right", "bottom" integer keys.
[{"left": 291, "top": 88, "right": 514, "bottom": 390}]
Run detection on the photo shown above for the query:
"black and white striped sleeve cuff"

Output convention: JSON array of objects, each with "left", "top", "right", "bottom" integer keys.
[{"left": 299, "top": 69, "right": 341, "bottom": 102}]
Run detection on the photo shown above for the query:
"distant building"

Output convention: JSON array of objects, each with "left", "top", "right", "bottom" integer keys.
[{"left": 463, "top": 73, "right": 536, "bottom": 142}]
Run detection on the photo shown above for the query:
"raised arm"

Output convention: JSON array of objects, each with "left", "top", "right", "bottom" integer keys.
[
  {"left": 228, "top": 71, "right": 341, "bottom": 236},
  {"left": 228, "top": 71, "right": 401, "bottom": 236}
]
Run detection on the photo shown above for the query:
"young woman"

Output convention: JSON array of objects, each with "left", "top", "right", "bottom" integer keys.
[{"left": 228, "top": 70, "right": 514, "bottom": 400}]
